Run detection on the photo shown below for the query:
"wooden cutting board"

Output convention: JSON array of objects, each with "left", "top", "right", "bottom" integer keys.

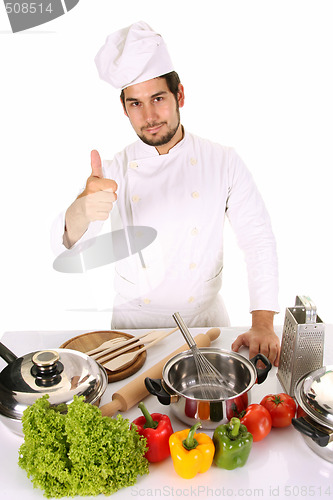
[{"left": 60, "top": 330, "right": 146, "bottom": 382}]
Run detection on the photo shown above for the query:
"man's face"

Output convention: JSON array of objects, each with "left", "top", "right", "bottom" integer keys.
[{"left": 122, "top": 78, "right": 184, "bottom": 153}]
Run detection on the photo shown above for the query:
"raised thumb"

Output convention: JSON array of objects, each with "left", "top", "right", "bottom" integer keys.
[{"left": 91, "top": 149, "right": 103, "bottom": 178}]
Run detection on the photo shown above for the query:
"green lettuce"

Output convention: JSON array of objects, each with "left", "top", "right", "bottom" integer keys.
[{"left": 18, "top": 395, "right": 149, "bottom": 497}]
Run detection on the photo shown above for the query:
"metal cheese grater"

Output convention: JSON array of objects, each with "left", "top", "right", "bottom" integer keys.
[{"left": 277, "top": 295, "right": 325, "bottom": 397}]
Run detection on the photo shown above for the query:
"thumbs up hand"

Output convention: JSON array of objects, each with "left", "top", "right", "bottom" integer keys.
[
  {"left": 90, "top": 149, "right": 104, "bottom": 178},
  {"left": 63, "top": 150, "right": 118, "bottom": 248},
  {"left": 79, "top": 149, "right": 118, "bottom": 199}
]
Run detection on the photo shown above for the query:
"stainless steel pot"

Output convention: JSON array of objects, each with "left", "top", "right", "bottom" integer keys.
[
  {"left": 0, "top": 341, "right": 108, "bottom": 436},
  {"left": 145, "top": 348, "right": 271, "bottom": 429},
  {"left": 292, "top": 365, "right": 333, "bottom": 463}
]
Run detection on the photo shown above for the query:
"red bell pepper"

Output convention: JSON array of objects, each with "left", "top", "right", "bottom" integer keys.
[{"left": 131, "top": 402, "right": 173, "bottom": 463}]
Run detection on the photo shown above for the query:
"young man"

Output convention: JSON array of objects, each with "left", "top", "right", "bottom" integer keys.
[{"left": 54, "top": 21, "right": 280, "bottom": 366}]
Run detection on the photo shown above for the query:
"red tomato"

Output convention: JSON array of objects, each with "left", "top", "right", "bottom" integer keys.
[
  {"left": 260, "top": 393, "right": 297, "bottom": 428},
  {"left": 240, "top": 404, "right": 272, "bottom": 442}
]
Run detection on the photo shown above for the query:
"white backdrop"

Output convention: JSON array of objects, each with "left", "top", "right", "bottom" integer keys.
[{"left": 0, "top": 0, "right": 332, "bottom": 334}]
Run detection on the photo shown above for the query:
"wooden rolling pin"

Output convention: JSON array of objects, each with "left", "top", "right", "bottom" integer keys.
[{"left": 99, "top": 327, "right": 220, "bottom": 417}]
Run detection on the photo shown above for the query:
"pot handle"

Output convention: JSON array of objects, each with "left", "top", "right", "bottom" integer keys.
[
  {"left": 144, "top": 378, "right": 171, "bottom": 405},
  {"left": 292, "top": 417, "right": 330, "bottom": 447},
  {"left": 0, "top": 342, "right": 18, "bottom": 365},
  {"left": 250, "top": 353, "right": 272, "bottom": 384}
]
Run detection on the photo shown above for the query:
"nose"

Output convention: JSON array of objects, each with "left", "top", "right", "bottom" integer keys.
[{"left": 143, "top": 103, "right": 158, "bottom": 124}]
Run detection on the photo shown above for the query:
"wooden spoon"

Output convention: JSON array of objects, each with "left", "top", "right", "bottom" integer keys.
[
  {"left": 103, "top": 333, "right": 172, "bottom": 372},
  {"left": 87, "top": 328, "right": 173, "bottom": 358},
  {"left": 96, "top": 327, "right": 179, "bottom": 364},
  {"left": 85, "top": 337, "right": 124, "bottom": 356}
]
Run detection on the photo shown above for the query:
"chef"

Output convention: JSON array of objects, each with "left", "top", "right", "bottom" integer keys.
[{"left": 52, "top": 21, "right": 281, "bottom": 366}]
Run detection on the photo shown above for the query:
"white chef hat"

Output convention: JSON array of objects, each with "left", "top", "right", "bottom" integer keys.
[{"left": 94, "top": 21, "right": 174, "bottom": 90}]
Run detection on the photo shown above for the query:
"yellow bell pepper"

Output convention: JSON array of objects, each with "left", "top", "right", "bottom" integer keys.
[{"left": 169, "top": 422, "right": 215, "bottom": 479}]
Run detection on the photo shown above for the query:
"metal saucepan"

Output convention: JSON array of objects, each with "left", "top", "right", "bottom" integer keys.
[
  {"left": 0, "top": 342, "right": 108, "bottom": 436},
  {"left": 145, "top": 347, "right": 271, "bottom": 429},
  {"left": 292, "top": 365, "right": 333, "bottom": 463}
]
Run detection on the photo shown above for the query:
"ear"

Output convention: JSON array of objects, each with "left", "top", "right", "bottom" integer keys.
[
  {"left": 120, "top": 96, "right": 128, "bottom": 117},
  {"left": 177, "top": 83, "right": 185, "bottom": 108}
]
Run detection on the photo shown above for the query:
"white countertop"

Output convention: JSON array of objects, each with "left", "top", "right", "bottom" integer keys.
[{"left": 1, "top": 325, "right": 332, "bottom": 500}]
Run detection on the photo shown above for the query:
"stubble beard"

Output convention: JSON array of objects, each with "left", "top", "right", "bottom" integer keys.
[{"left": 137, "top": 109, "right": 181, "bottom": 147}]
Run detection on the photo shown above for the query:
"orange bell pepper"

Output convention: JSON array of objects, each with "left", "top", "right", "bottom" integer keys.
[{"left": 169, "top": 422, "right": 214, "bottom": 479}]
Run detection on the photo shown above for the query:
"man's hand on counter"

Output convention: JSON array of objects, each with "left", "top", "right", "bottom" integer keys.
[{"left": 231, "top": 310, "right": 280, "bottom": 367}]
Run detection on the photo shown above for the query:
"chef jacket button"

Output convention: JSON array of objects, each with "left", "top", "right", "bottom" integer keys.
[
  {"left": 188, "top": 296, "right": 195, "bottom": 303},
  {"left": 191, "top": 191, "right": 200, "bottom": 199},
  {"left": 132, "top": 195, "right": 140, "bottom": 203},
  {"left": 191, "top": 227, "right": 199, "bottom": 236},
  {"left": 190, "top": 158, "right": 197, "bottom": 165},
  {"left": 189, "top": 262, "right": 197, "bottom": 270},
  {"left": 129, "top": 161, "right": 138, "bottom": 169},
  {"left": 143, "top": 298, "right": 151, "bottom": 305}
]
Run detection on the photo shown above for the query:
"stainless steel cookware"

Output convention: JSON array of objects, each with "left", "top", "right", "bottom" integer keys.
[
  {"left": 145, "top": 348, "right": 271, "bottom": 429},
  {"left": 0, "top": 342, "right": 108, "bottom": 436},
  {"left": 292, "top": 365, "right": 333, "bottom": 463},
  {"left": 277, "top": 295, "right": 325, "bottom": 396}
]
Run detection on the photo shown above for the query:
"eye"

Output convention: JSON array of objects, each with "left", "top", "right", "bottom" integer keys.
[
  {"left": 130, "top": 101, "right": 140, "bottom": 108},
  {"left": 154, "top": 96, "right": 164, "bottom": 103}
]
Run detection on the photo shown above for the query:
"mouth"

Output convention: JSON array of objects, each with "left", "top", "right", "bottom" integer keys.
[{"left": 143, "top": 123, "right": 165, "bottom": 135}]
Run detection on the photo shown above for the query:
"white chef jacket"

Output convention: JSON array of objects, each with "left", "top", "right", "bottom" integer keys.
[{"left": 51, "top": 130, "right": 279, "bottom": 329}]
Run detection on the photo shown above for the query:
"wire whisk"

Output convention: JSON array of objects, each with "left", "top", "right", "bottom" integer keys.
[{"left": 172, "top": 312, "right": 229, "bottom": 400}]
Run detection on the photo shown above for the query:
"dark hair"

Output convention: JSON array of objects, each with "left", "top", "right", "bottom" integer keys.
[{"left": 120, "top": 71, "right": 181, "bottom": 111}]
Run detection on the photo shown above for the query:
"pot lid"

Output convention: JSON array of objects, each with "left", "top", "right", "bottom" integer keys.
[
  {"left": 0, "top": 348, "right": 108, "bottom": 420},
  {"left": 294, "top": 365, "right": 333, "bottom": 429}
]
